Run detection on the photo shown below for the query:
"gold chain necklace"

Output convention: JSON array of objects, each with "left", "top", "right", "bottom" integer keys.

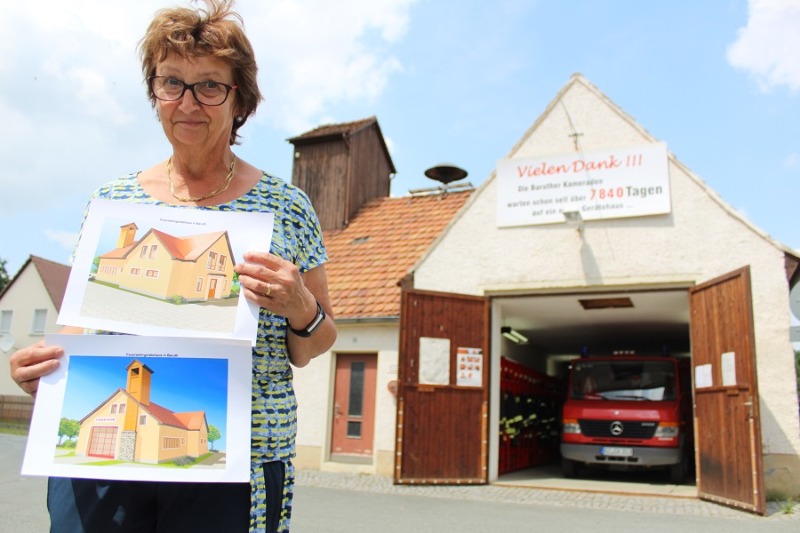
[{"left": 167, "top": 156, "right": 236, "bottom": 202}]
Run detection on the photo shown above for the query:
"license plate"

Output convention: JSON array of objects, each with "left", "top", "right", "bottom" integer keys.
[{"left": 600, "top": 446, "right": 633, "bottom": 457}]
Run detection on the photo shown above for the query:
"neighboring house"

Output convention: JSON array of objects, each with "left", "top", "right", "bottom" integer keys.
[
  {"left": 74, "top": 359, "right": 209, "bottom": 464},
  {"left": 95, "top": 224, "right": 235, "bottom": 302},
  {"left": 290, "top": 76, "right": 800, "bottom": 514},
  {"left": 0, "top": 255, "right": 70, "bottom": 397}
]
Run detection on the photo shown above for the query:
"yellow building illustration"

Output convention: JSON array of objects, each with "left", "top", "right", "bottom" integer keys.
[
  {"left": 94, "top": 223, "right": 236, "bottom": 302},
  {"left": 74, "top": 360, "right": 209, "bottom": 464}
]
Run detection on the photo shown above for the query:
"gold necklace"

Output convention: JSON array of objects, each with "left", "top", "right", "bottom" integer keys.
[{"left": 167, "top": 156, "right": 237, "bottom": 202}]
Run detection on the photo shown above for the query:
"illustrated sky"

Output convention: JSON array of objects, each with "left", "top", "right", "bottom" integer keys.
[{"left": 1, "top": 0, "right": 798, "bottom": 275}]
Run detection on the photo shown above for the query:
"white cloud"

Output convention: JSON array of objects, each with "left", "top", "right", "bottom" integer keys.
[
  {"left": 44, "top": 229, "right": 80, "bottom": 255},
  {"left": 0, "top": 0, "right": 417, "bottom": 213},
  {"left": 727, "top": 0, "right": 800, "bottom": 92}
]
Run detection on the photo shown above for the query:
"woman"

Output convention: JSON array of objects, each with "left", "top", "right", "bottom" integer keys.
[{"left": 9, "top": 1, "right": 336, "bottom": 531}]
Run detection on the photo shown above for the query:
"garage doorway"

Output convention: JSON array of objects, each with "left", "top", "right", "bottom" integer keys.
[{"left": 492, "top": 288, "right": 695, "bottom": 496}]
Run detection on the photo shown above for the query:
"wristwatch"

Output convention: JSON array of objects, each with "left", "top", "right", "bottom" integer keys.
[{"left": 289, "top": 300, "right": 326, "bottom": 337}]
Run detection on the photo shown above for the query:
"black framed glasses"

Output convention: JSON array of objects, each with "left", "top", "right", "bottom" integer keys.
[{"left": 148, "top": 76, "right": 238, "bottom": 106}]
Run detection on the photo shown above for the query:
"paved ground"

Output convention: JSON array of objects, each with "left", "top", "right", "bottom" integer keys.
[
  {"left": 3, "top": 434, "right": 798, "bottom": 532},
  {"left": 80, "top": 282, "right": 237, "bottom": 333}
]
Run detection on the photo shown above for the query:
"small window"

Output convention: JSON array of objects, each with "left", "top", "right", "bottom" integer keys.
[
  {"left": 218, "top": 255, "right": 226, "bottom": 271},
  {"left": 0, "top": 310, "right": 12, "bottom": 334},
  {"left": 139, "top": 415, "right": 147, "bottom": 425},
  {"left": 31, "top": 309, "right": 47, "bottom": 335},
  {"left": 196, "top": 278, "right": 203, "bottom": 292},
  {"left": 111, "top": 404, "right": 118, "bottom": 414},
  {"left": 149, "top": 245, "right": 158, "bottom": 259},
  {"left": 140, "top": 246, "right": 149, "bottom": 258},
  {"left": 146, "top": 270, "right": 159, "bottom": 278},
  {"left": 118, "top": 404, "right": 126, "bottom": 414}
]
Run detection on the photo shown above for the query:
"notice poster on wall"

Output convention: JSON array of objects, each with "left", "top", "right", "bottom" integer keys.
[
  {"left": 456, "top": 347, "right": 483, "bottom": 388},
  {"left": 496, "top": 142, "right": 670, "bottom": 228},
  {"left": 419, "top": 337, "right": 451, "bottom": 386}
]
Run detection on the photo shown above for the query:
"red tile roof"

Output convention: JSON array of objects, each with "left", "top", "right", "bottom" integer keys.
[
  {"left": 324, "top": 190, "right": 472, "bottom": 319},
  {"left": 6, "top": 256, "right": 71, "bottom": 312}
]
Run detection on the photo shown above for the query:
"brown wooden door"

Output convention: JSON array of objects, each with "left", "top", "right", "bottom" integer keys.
[
  {"left": 207, "top": 277, "right": 217, "bottom": 299},
  {"left": 331, "top": 354, "right": 377, "bottom": 457},
  {"left": 689, "top": 266, "right": 766, "bottom": 514},
  {"left": 394, "top": 289, "right": 490, "bottom": 484}
]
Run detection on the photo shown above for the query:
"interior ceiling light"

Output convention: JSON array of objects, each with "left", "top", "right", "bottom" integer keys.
[
  {"left": 500, "top": 326, "right": 529, "bottom": 345},
  {"left": 579, "top": 297, "right": 634, "bottom": 310}
]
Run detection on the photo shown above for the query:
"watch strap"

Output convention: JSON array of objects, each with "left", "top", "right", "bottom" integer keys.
[{"left": 289, "top": 300, "right": 326, "bottom": 338}]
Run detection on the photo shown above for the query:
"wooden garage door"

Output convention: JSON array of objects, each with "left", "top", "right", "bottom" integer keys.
[
  {"left": 394, "top": 289, "right": 490, "bottom": 484},
  {"left": 88, "top": 426, "right": 118, "bottom": 458},
  {"left": 689, "top": 266, "right": 765, "bottom": 514}
]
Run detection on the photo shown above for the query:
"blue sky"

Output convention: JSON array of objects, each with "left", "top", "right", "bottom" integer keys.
[
  {"left": 62, "top": 356, "right": 229, "bottom": 449},
  {"left": 1, "top": 0, "right": 798, "bottom": 275}
]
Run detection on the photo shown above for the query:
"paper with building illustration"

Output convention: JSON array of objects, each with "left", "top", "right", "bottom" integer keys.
[
  {"left": 58, "top": 199, "right": 274, "bottom": 344},
  {"left": 22, "top": 334, "right": 252, "bottom": 482}
]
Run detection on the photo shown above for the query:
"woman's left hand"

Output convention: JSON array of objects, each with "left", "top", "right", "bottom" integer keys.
[{"left": 234, "top": 250, "right": 317, "bottom": 328}]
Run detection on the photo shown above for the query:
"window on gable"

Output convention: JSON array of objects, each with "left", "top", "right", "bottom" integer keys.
[
  {"left": 31, "top": 309, "right": 47, "bottom": 335},
  {"left": 111, "top": 404, "right": 118, "bottom": 414},
  {"left": 0, "top": 310, "right": 12, "bottom": 334},
  {"left": 140, "top": 246, "right": 149, "bottom": 258},
  {"left": 218, "top": 255, "right": 226, "bottom": 271},
  {"left": 119, "top": 404, "right": 126, "bottom": 414},
  {"left": 139, "top": 415, "right": 147, "bottom": 425},
  {"left": 149, "top": 245, "right": 158, "bottom": 259}
]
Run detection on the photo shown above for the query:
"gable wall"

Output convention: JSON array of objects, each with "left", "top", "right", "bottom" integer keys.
[
  {"left": 413, "top": 79, "right": 800, "bottom": 463},
  {"left": 0, "top": 264, "right": 61, "bottom": 395}
]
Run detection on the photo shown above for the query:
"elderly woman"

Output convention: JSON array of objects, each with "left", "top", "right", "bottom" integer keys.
[{"left": 9, "top": 1, "right": 336, "bottom": 531}]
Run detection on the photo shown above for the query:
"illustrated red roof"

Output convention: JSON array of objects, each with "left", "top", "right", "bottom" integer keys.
[
  {"left": 98, "top": 228, "right": 231, "bottom": 263},
  {"left": 323, "top": 190, "right": 472, "bottom": 319}
]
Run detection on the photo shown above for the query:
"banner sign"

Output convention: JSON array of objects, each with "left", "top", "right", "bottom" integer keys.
[{"left": 496, "top": 142, "right": 670, "bottom": 227}]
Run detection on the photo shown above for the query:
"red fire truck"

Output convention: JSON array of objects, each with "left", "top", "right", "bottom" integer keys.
[{"left": 560, "top": 355, "right": 693, "bottom": 483}]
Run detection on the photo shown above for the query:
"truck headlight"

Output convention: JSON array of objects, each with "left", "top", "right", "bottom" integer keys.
[
  {"left": 654, "top": 422, "right": 679, "bottom": 438},
  {"left": 562, "top": 419, "right": 581, "bottom": 434}
]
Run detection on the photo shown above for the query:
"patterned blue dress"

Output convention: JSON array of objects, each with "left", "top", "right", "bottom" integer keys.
[{"left": 86, "top": 171, "right": 327, "bottom": 532}]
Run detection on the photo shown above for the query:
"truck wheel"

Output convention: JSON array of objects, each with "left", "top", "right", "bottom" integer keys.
[
  {"left": 669, "top": 455, "right": 687, "bottom": 484},
  {"left": 562, "top": 458, "right": 580, "bottom": 478}
]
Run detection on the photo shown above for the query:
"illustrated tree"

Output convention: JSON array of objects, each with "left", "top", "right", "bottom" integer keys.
[
  {"left": 207, "top": 424, "right": 221, "bottom": 452},
  {"left": 58, "top": 418, "right": 80, "bottom": 446},
  {"left": 0, "top": 257, "right": 9, "bottom": 293}
]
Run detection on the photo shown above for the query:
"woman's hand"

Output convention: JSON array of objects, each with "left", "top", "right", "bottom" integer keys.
[
  {"left": 235, "top": 251, "right": 317, "bottom": 328},
  {"left": 9, "top": 340, "right": 64, "bottom": 397},
  {"left": 234, "top": 251, "right": 336, "bottom": 367}
]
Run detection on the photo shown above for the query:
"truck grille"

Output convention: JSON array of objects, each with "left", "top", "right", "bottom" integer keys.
[{"left": 578, "top": 420, "right": 657, "bottom": 439}]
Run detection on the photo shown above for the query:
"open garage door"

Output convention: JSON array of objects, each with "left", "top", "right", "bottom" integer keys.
[
  {"left": 394, "top": 289, "right": 490, "bottom": 484},
  {"left": 689, "top": 266, "right": 766, "bottom": 514}
]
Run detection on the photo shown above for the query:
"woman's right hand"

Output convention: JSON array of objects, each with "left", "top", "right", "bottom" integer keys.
[{"left": 9, "top": 340, "right": 64, "bottom": 397}]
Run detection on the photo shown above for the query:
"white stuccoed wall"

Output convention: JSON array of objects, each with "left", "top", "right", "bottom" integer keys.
[
  {"left": 0, "top": 263, "right": 61, "bottom": 396},
  {"left": 412, "top": 76, "right": 799, "bottom": 488},
  {"left": 293, "top": 321, "right": 399, "bottom": 476}
]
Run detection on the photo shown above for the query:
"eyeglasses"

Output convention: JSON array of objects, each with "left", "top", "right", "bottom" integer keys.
[{"left": 148, "top": 76, "right": 238, "bottom": 106}]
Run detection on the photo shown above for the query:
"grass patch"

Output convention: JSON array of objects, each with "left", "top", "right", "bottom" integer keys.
[{"left": 0, "top": 420, "right": 30, "bottom": 436}]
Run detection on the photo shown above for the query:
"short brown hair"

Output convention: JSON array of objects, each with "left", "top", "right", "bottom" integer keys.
[{"left": 138, "top": 0, "right": 262, "bottom": 145}]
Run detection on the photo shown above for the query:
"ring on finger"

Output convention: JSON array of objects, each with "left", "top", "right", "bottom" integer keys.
[{"left": 263, "top": 283, "right": 272, "bottom": 297}]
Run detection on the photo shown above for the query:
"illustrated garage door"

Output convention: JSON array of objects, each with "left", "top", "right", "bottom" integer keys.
[{"left": 88, "top": 427, "right": 118, "bottom": 458}]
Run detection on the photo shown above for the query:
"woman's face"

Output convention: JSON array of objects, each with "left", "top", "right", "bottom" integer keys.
[{"left": 154, "top": 53, "right": 238, "bottom": 153}]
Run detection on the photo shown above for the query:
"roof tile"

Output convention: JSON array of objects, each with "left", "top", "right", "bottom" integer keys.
[{"left": 324, "top": 190, "right": 471, "bottom": 320}]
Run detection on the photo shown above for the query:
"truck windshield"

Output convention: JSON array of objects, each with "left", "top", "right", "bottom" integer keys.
[{"left": 570, "top": 360, "right": 677, "bottom": 401}]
